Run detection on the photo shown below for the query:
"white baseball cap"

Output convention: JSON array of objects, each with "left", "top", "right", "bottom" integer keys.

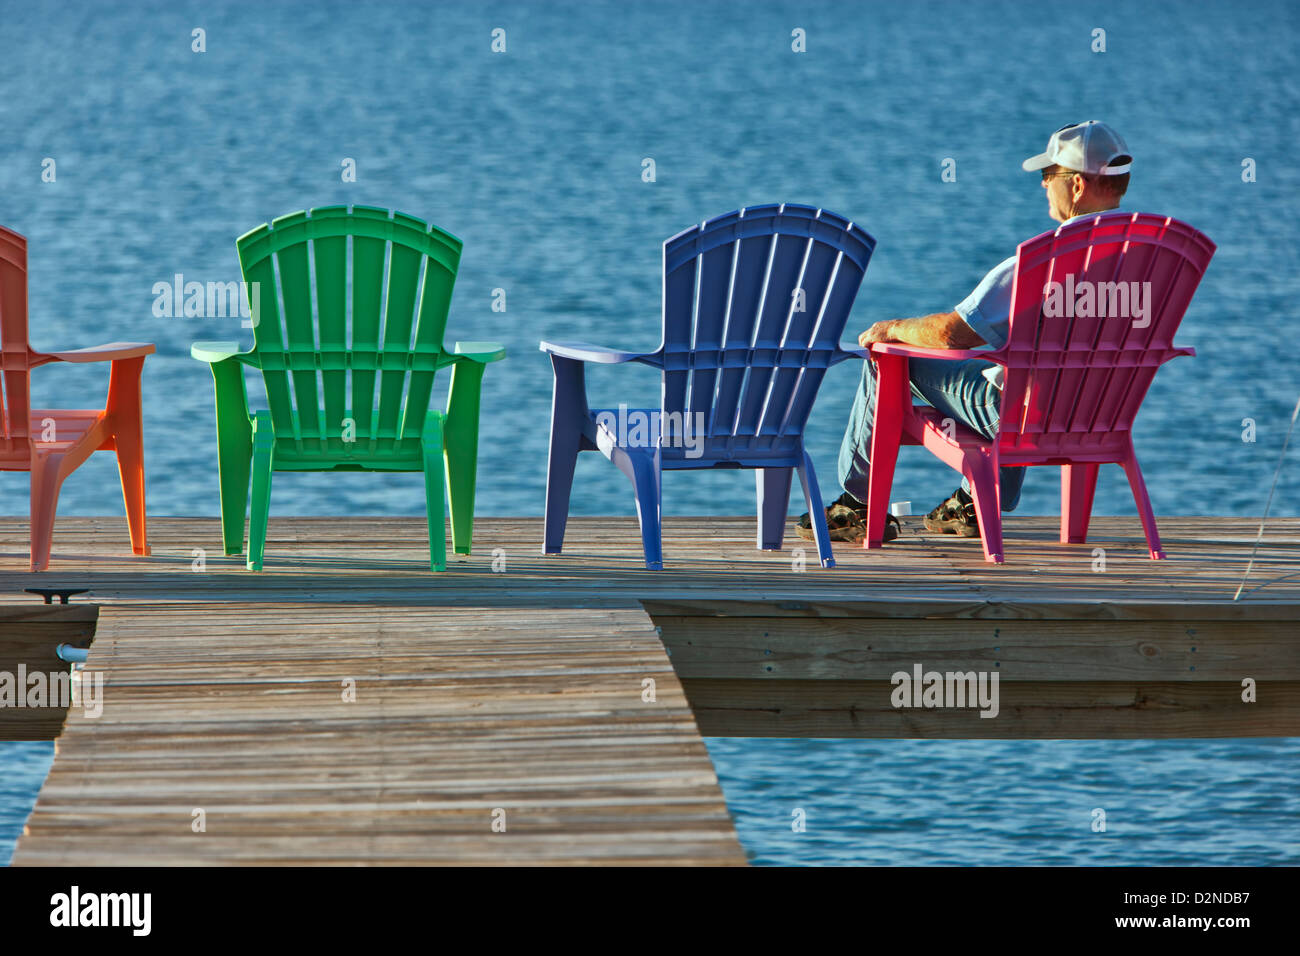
[{"left": 1022, "top": 121, "right": 1132, "bottom": 175}]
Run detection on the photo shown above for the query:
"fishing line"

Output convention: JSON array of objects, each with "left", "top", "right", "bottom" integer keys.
[{"left": 1233, "top": 392, "right": 1300, "bottom": 600}]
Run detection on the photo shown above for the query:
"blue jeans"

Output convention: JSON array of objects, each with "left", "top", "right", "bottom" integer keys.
[{"left": 837, "top": 356, "right": 1024, "bottom": 511}]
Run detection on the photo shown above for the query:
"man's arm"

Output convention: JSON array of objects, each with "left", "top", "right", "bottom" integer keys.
[{"left": 858, "top": 311, "right": 986, "bottom": 350}]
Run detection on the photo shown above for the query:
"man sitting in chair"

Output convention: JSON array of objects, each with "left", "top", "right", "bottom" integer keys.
[{"left": 800, "top": 120, "right": 1133, "bottom": 543}]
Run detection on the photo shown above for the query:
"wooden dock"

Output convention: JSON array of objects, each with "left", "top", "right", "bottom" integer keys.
[{"left": 4, "top": 514, "right": 1298, "bottom": 865}]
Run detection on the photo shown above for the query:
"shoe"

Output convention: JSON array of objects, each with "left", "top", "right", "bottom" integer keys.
[
  {"left": 923, "top": 487, "right": 980, "bottom": 537},
  {"left": 797, "top": 491, "right": 899, "bottom": 543}
]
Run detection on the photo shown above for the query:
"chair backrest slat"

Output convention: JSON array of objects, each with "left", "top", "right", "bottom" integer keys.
[
  {"left": 757, "top": 236, "right": 843, "bottom": 447},
  {"left": 708, "top": 231, "right": 773, "bottom": 440},
  {"left": 272, "top": 214, "right": 322, "bottom": 446},
  {"left": 313, "top": 230, "right": 349, "bottom": 452},
  {"left": 657, "top": 204, "right": 874, "bottom": 464},
  {"left": 1063, "top": 229, "right": 1128, "bottom": 435},
  {"left": 684, "top": 237, "right": 736, "bottom": 435},
  {"left": 235, "top": 206, "right": 463, "bottom": 460},
  {"left": 350, "top": 224, "right": 385, "bottom": 449},
  {"left": 660, "top": 251, "right": 697, "bottom": 440},
  {"left": 237, "top": 251, "right": 299, "bottom": 444},
  {"left": 730, "top": 231, "right": 808, "bottom": 445},
  {"left": 400, "top": 242, "right": 459, "bottom": 441},
  {"left": 998, "top": 212, "right": 1215, "bottom": 458},
  {"left": 773, "top": 248, "right": 850, "bottom": 441},
  {"left": 375, "top": 217, "right": 424, "bottom": 444}
]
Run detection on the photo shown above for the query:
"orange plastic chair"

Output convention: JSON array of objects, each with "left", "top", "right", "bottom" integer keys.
[{"left": 0, "top": 225, "right": 154, "bottom": 571}]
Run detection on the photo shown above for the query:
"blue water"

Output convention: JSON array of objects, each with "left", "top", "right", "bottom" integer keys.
[
  {"left": 1, "top": 0, "right": 1297, "bottom": 865},
  {"left": 707, "top": 739, "right": 1300, "bottom": 866}
]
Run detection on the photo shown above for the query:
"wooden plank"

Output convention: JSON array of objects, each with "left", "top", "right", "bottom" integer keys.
[
  {"left": 656, "top": 616, "right": 1297, "bottom": 680},
  {"left": 642, "top": 598, "right": 1300, "bottom": 621},
  {"left": 681, "top": 679, "right": 1300, "bottom": 738}
]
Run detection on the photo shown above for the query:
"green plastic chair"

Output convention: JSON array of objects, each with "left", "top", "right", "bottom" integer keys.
[{"left": 191, "top": 205, "right": 504, "bottom": 571}]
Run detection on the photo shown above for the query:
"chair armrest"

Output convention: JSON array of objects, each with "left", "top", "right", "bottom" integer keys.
[
  {"left": 191, "top": 341, "right": 250, "bottom": 364},
  {"left": 539, "top": 339, "right": 658, "bottom": 365},
  {"left": 453, "top": 341, "right": 507, "bottom": 363},
  {"left": 867, "top": 343, "right": 1003, "bottom": 363},
  {"left": 40, "top": 342, "right": 155, "bottom": 363}
]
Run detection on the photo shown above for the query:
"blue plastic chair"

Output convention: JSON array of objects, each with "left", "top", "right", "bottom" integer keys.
[{"left": 540, "top": 203, "right": 877, "bottom": 569}]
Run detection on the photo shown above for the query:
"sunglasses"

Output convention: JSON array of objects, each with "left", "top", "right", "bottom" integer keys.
[{"left": 1041, "top": 168, "right": 1083, "bottom": 183}]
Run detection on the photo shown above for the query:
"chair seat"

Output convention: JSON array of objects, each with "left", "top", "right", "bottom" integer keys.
[
  {"left": 29, "top": 410, "right": 108, "bottom": 454},
  {"left": 269, "top": 437, "right": 426, "bottom": 471},
  {"left": 592, "top": 406, "right": 661, "bottom": 452},
  {"left": 271, "top": 454, "right": 426, "bottom": 472},
  {"left": 591, "top": 406, "right": 807, "bottom": 471},
  {"left": 908, "top": 406, "right": 988, "bottom": 448}
]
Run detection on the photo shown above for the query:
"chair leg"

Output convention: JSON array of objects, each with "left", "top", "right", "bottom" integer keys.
[
  {"left": 755, "top": 467, "right": 794, "bottom": 551},
  {"left": 106, "top": 355, "right": 150, "bottom": 557},
  {"left": 797, "top": 451, "right": 835, "bottom": 569},
  {"left": 423, "top": 410, "right": 448, "bottom": 573},
  {"left": 246, "top": 412, "right": 274, "bottom": 571},
  {"left": 964, "top": 453, "right": 1005, "bottom": 564},
  {"left": 1060, "top": 463, "right": 1100, "bottom": 544},
  {"left": 618, "top": 452, "right": 663, "bottom": 571},
  {"left": 444, "top": 358, "right": 485, "bottom": 556},
  {"left": 865, "top": 353, "right": 909, "bottom": 549},
  {"left": 543, "top": 356, "right": 590, "bottom": 556},
  {"left": 212, "top": 359, "right": 253, "bottom": 556},
  {"left": 217, "top": 437, "right": 252, "bottom": 557},
  {"left": 543, "top": 422, "right": 582, "bottom": 555},
  {"left": 113, "top": 423, "right": 150, "bottom": 558},
  {"left": 28, "top": 456, "right": 66, "bottom": 573},
  {"left": 1121, "top": 447, "right": 1165, "bottom": 560}
]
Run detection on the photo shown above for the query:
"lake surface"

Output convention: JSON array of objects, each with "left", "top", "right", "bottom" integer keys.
[{"left": 1, "top": 0, "right": 1297, "bottom": 865}]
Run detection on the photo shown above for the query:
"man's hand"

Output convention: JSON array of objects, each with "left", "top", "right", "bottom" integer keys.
[
  {"left": 859, "top": 311, "right": 986, "bottom": 350},
  {"left": 858, "top": 321, "right": 898, "bottom": 348}
]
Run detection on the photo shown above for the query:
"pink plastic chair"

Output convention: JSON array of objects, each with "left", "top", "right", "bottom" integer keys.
[
  {"left": 0, "top": 225, "right": 154, "bottom": 571},
  {"left": 864, "top": 212, "right": 1215, "bottom": 563}
]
